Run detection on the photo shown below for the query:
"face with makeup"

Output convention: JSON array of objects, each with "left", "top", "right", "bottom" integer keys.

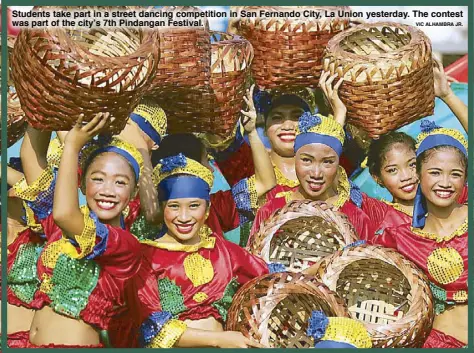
[
  {"left": 419, "top": 147, "right": 467, "bottom": 209},
  {"left": 266, "top": 104, "right": 306, "bottom": 158},
  {"left": 378, "top": 143, "right": 418, "bottom": 203},
  {"left": 83, "top": 152, "right": 137, "bottom": 226},
  {"left": 163, "top": 197, "right": 209, "bottom": 243},
  {"left": 295, "top": 143, "right": 339, "bottom": 200}
]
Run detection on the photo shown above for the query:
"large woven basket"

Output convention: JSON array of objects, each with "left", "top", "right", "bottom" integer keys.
[
  {"left": 151, "top": 31, "right": 253, "bottom": 136},
  {"left": 147, "top": 6, "right": 211, "bottom": 92},
  {"left": 323, "top": 22, "right": 435, "bottom": 138},
  {"left": 249, "top": 200, "right": 359, "bottom": 272},
  {"left": 226, "top": 272, "right": 349, "bottom": 348},
  {"left": 312, "top": 244, "right": 434, "bottom": 347},
  {"left": 11, "top": 26, "right": 159, "bottom": 134},
  {"left": 233, "top": 6, "right": 350, "bottom": 89}
]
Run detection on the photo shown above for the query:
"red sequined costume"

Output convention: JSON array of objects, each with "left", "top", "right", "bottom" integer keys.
[
  {"left": 373, "top": 220, "right": 468, "bottom": 348},
  {"left": 109, "top": 225, "right": 280, "bottom": 348},
  {"left": 11, "top": 167, "right": 142, "bottom": 348}
]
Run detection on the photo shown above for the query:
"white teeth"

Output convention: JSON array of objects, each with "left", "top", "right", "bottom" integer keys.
[
  {"left": 98, "top": 201, "right": 114, "bottom": 207},
  {"left": 436, "top": 191, "right": 452, "bottom": 197}
]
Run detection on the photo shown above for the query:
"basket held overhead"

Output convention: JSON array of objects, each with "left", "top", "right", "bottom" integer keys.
[
  {"left": 233, "top": 6, "right": 350, "bottom": 89},
  {"left": 152, "top": 31, "right": 253, "bottom": 137},
  {"left": 226, "top": 271, "right": 350, "bottom": 348},
  {"left": 322, "top": 22, "right": 435, "bottom": 138},
  {"left": 311, "top": 244, "right": 434, "bottom": 348},
  {"left": 146, "top": 6, "right": 211, "bottom": 93},
  {"left": 11, "top": 26, "right": 159, "bottom": 134},
  {"left": 249, "top": 200, "right": 359, "bottom": 273}
]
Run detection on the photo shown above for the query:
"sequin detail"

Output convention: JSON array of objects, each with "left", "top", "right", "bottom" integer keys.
[
  {"left": 14, "top": 168, "right": 56, "bottom": 221},
  {"left": 147, "top": 319, "right": 187, "bottom": 348},
  {"left": 211, "top": 277, "right": 240, "bottom": 322},
  {"left": 193, "top": 292, "right": 208, "bottom": 303},
  {"left": 158, "top": 278, "right": 187, "bottom": 316},
  {"left": 321, "top": 316, "right": 372, "bottom": 348},
  {"left": 183, "top": 253, "right": 214, "bottom": 287},
  {"left": 427, "top": 247, "right": 464, "bottom": 285},
  {"left": 154, "top": 154, "right": 213, "bottom": 189},
  {"left": 140, "top": 311, "right": 172, "bottom": 346},
  {"left": 130, "top": 213, "right": 161, "bottom": 241},
  {"left": 49, "top": 254, "right": 100, "bottom": 318},
  {"left": 41, "top": 238, "right": 78, "bottom": 269},
  {"left": 333, "top": 166, "right": 351, "bottom": 210},
  {"left": 411, "top": 218, "right": 467, "bottom": 243},
  {"left": 268, "top": 262, "right": 286, "bottom": 273},
  {"left": 453, "top": 290, "right": 468, "bottom": 302},
  {"left": 274, "top": 166, "right": 299, "bottom": 188},
  {"left": 8, "top": 243, "right": 41, "bottom": 303},
  {"left": 39, "top": 273, "right": 53, "bottom": 294},
  {"left": 142, "top": 225, "right": 215, "bottom": 252},
  {"left": 382, "top": 200, "right": 413, "bottom": 217},
  {"left": 232, "top": 178, "right": 254, "bottom": 213}
]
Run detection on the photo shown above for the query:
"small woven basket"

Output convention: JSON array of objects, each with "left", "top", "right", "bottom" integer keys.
[
  {"left": 226, "top": 271, "right": 350, "bottom": 348},
  {"left": 234, "top": 6, "right": 350, "bottom": 89},
  {"left": 11, "top": 26, "right": 159, "bottom": 134},
  {"left": 249, "top": 200, "right": 359, "bottom": 272},
  {"left": 323, "top": 22, "right": 435, "bottom": 138},
  {"left": 312, "top": 244, "right": 434, "bottom": 347},
  {"left": 152, "top": 31, "right": 253, "bottom": 136}
]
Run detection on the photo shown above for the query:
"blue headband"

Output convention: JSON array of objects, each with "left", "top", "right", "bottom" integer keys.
[
  {"left": 130, "top": 112, "right": 162, "bottom": 145},
  {"left": 294, "top": 132, "right": 343, "bottom": 156},
  {"left": 158, "top": 175, "right": 211, "bottom": 202},
  {"left": 416, "top": 134, "right": 467, "bottom": 157},
  {"left": 87, "top": 146, "right": 140, "bottom": 182},
  {"left": 314, "top": 341, "right": 356, "bottom": 349}
]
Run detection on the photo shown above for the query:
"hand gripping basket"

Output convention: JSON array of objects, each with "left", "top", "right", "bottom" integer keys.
[
  {"left": 312, "top": 244, "right": 434, "bottom": 347},
  {"left": 226, "top": 271, "right": 350, "bottom": 348},
  {"left": 1, "top": 89, "right": 27, "bottom": 149},
  {"left": 322, "top": 22, "right": 435, "bottom": 138},
  {"left": 152, "top": 31, "right": 253, "bottom": 137},
  {"left": 249, "top": 200, "right": 359, "bottom": 272},
  {"left": 11, "top": 25, "right": 159, "bottom": 134},
  {"left": 233, "top": 6, "right": 350, "bottom": 89}
]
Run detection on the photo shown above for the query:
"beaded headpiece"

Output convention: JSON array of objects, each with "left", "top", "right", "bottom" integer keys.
[
  {"left": 294, "top": 112, "right": 345, "bottom": 156},
  {"left": 130, "top": 101, "right": 167, "bottom": 145},
  {"left": 413, "top": 120, "right": 467, "bottom": 229},
  {"left": 416, "top": 120, "right": 467, "bottom": 157},
  {"left": 153, "top": 153, "right": 214, "bottom": 201},
  {"left": 253, "top": 86, "right": 316, "bottom": 118},
  {"left": 307, "top": 311, "right": 372, "bottom": 348},
  {"left": 46, "top": 136, "right": 64, "bottom": 168},
  {"left": 80, "top": 136, "right": 144, "bottom": 182}
]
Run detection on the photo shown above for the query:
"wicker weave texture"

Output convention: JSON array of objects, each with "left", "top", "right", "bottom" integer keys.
[
  {"left": 312, "top": 244, "right": 434, "bottom": 348},
  {"left": 151, "top": 31, "right": 253, "bottom": 137},
  {"left": 323, "top": 22, "right": 435, "bottom": 138},
  {"left": 250, "top": 200, "right": 359, "bottom": 272},
  {"left": 226, "top": 272, "right": 349, "bottom": 348},
  {"left": 234, "top": 6, "right": 350, "bottom": 89},
  {"left": 11, "top": 26, "right": 159, "bottom": 134}
]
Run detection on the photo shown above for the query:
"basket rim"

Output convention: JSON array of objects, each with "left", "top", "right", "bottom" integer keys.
[
  {"left": 326, "top": 21, "right": 431, "bottom": 63},
  {"left": 314, "top": 244, "right": 433, "bottom": 337}
]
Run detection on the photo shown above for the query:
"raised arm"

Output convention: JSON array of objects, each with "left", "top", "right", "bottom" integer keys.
[
  {"left": 20, "top": 126, "right": 52, "bottom": 184},
  {"left": 53, "top": 113, "right": 109, "bottom": 239},
  {"left": 241, "top": 84, "right": 276, "bottom": 197},
  {"left": 319, "top": 71, "right": 347, "bottom": 126},
  {"left": 433, "top": 56, "right": 468, "bottom": 132},
  {"left": 119, "top": 119, "right": 162, "bottom": 224},
  {"left": 4, "top": 166, "right": 24, "bottom": 186}
]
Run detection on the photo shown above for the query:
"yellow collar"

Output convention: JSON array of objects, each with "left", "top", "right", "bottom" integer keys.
[
  {"left": 382, "top": 200, "right": 413, "bottom": 217},
  {"left": 333, "top": 166, "right": 350, "bottom": 210},
  {"left": 141, "top": 225, "right": 215, "bottom": 252},
  {"left": 274, "top": 165, "right": 299, "bottom": 188},
  {"left": 411, "top": 218, "right": 468, "bottom": 243}
]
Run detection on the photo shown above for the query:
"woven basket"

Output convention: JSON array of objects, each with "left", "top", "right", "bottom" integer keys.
[
  {"left": 226, "top": 271, "right": 350, "bottom": 348},
  {"left": 323, "top": 22, "right": 435, "bottom": 138},
  {"left": 11, "top": 26, "right": 159, "bottom": 134},
  {"left": 249, "top": 200, "right": 359, "bottom": 272},
  {"left": 312, "top": 244, "right": 434, "bottom": 348},
  {"left": 233, "top": 6, "right": 350, "bottom": 89},
  {"left": 151, "top": 31, "right": 253, "bottom": 137},
  {"left": 1, "top": 89, "right": 27, "bottom": 149}
]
